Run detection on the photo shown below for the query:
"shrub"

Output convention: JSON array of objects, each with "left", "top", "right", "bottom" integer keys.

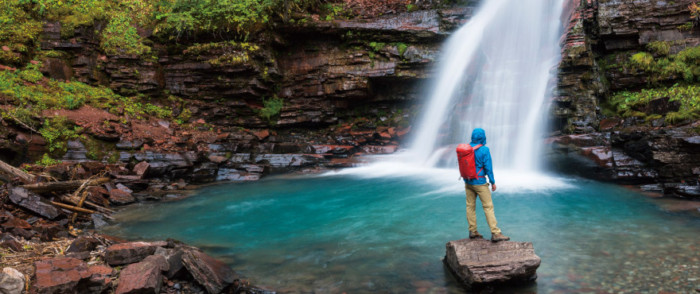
[
  {"left": 39, "top": 116, "right": 82, "bottom": 154},
  {"left": 258, "top": 96, "right": 283, "bottom": 122},
  {"left": 35, "top": 153, "right": 61, "bottom": 167},
  {"left": 609, "top": 84, "right": 700, "bottom": 124}
]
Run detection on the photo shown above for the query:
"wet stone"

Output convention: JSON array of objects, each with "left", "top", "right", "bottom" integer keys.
[{"left": 444, "top": 239, "right": 541, "bottom": 290}]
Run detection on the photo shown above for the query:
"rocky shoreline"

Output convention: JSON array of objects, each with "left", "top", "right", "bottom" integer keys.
[{"left": 0, "top": 158, "right": 276, "bottom": 294}]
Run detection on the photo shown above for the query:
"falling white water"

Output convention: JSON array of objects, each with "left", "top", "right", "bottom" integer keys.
[
  {"left": 331, "top": 0, "right": 568, "bottom": 188},
  {"left": 409, "top": 0, "right": 565, "bottom": 171}
]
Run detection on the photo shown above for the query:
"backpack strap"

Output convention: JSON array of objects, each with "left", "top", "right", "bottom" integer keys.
[{"left": 473, "top": 144, "right": 483, "bottom": 150}]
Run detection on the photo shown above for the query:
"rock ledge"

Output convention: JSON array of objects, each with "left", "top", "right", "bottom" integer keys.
[{"left": 444, "top": 239, "right": 540, "bottom": 290}]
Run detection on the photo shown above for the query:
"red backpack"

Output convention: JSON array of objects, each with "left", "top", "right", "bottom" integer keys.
[{"left": 456, "top": 144, "right": 483, "bottom": 180}]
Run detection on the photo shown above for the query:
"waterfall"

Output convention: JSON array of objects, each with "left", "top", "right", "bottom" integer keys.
[{"left": 409, "top": 0, "right": 565, "bottom": 172}]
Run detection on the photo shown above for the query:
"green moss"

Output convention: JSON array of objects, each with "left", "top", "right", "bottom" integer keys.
[
  {"left": 609, "top": 83, "right": 700, "bottom": 124},
  {"left": 646, "top": 41, "right": 671, "bottom": 56},
  {"left": 678, "top": 22, "right": 694, "bottom": 31},
  {"left": 628, "top": 46, "right": 700, "bottom": 83},
  {"left": 0, "top": 67, "right": 173, "bottom": 121},
  {"left": 406, "top": 4, "right": 419, "bottom": 12},
  {"left": 39, "top": 116, "right": 82, "bottom": 154},
  {"left": 368, "top": 42, "right": 386, "bottom": 52},
  {"left": 629, "top": 52, "right": 654, "bottom": 70},
  {"left": 396, "top": 43, "right": 409, "bottom": 57},
  {"left": 258, "top": 96, "right": 283, "bottom": 122},
  {"left": 35, "top": 153, "right": 61, "bottom": 167}
]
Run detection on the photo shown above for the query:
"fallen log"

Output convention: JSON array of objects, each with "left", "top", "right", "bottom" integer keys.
[
  {"left": 0, "top": 159, "right": 36, "bottom": 183},
  {"left": 58, "top": 195, "right": 114, "bottom": 213},
  {"left": 50, "top": 201, "right": 96, "bottom": 214},
  {"left": 21, "top": 178, "right": 110, "bottom": 194}
]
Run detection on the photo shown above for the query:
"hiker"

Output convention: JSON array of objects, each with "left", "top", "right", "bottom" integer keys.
[{"left": 456, "top": 128, "right": 510, "bottom": 242}]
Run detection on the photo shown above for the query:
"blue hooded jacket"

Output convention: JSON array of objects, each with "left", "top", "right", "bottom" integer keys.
[{"left": 464, "top": 128, "right": 495, "bottom": 185}]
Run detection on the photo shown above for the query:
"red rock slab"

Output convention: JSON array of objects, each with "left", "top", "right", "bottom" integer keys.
[
  {"left": 115, "top": 255, "right": 166, "bottom": 294},
  {"left": 105, "top": 241, "right": 168, "bottom": 266},
  {"left": 1, "top": 216, "right": 32, "bottom": 230},
  {"left": 34, "top": 257, "right": 91, "bottom": 294},
  {"left": 182, "top": 249, "right": 236, "bottom": 294},
  {"left": 108, "top": 189, "right": 136, "bottom": 206}
]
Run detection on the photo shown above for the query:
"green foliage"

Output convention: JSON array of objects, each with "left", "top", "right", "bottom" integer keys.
[
  {"left": 101, "top": 13, "right": 151, "bottom": 56},
  {"left": 629, "top": 52, "right": 654, "bottom": 70},
  {"left": 17, "top": 62, "right": 44, "bottom": 83},
  {"left": 35, "top": 153, "right": 61, "bottom": 166},
  {"left": 0, "top": 67, "right": 172, "bottom": 121},
  {"left": 678, "top": 22, "right": 694, "bottom": 31},
  {"left": 368, "top": 41, "right": 386, "bottom": 52},
  {"left": 258, "top": 96, "right": 283, "bottom": 122},
  {"left": 39, "top": 116, "right": 82, "bottom": 154},
  {"left": 395, "top": 42, "right": 408, "bottom": 57},
  {"left": 321, "top": 2, "right": 349, "bottom": 21},
  {"left": 406, "top": 4, "right": 418, "bottom": 12},
  {"left": 144, "top": 103, "right": 172, "bottom": 118},
  {"left": 646, "top": 41, "right": 671, "bottom": 56},
  {"left": 609, "top": 83, "right": 700, "bottom": 124},
  {"left": 154, "top": 0, "right": 280, "bottom": 37},
  {"left": 628, "top": 46, "right": 700, "bottom": 83},
  {"left": 0, "top": 0, "right": 44, "bottom": 65},
  {"left": 185, "top": 41, "right": 260, "bottom": 66}
]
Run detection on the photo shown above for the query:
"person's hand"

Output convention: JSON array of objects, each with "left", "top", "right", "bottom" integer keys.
[{"left": 491, "top": 184, "right": 497, "bottom": 191}]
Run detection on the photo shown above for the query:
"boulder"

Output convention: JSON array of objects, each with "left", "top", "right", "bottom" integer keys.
[
  {"left": 86, "top": 265, "right": 114, "bottom": 293},
  {"left": 181, "top": 248, "right": 236, "bottom": 294},
  {"left": 67, "top": 236, "right": 101, "bottom": 253},
  {"left": 105, "top": 241, "right": 168, "bottom": 266},
  {"left": 108, "top": 189, "right": 136, "bottom": 206},
  {"left": 0, "top": 267, "right": 25, "bottom": 294},
  {"left": 154, "top": 247, "right": 186, "bottom": 279},
  {"left": 132, "top": 161, "right": 150, "bottom": 179},
  {"left": 115, "top": 255, "right": 167, "bottom": 294},
  {"left": 0, "top": 234, "right": 23, "bottom": 252},
  {"left": 444, "top": 239, "right": 540, "bottom": 290},
  {"left": 33, "top": 257, "right": 91, "bottom": 294},
  {"left": 8, "top": 187, "right": 60, "bottom": 220}
]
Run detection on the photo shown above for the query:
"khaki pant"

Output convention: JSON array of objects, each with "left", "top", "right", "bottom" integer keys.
[{"left": 465, "top": 183, "right": 501, "bottom": 234}]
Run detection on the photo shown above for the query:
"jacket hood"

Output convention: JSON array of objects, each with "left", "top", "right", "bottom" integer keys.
[{"left": 470, "top": 128, "right": 487, "bottom": 145}]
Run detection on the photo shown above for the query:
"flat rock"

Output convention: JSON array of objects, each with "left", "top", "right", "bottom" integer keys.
[
  {"left": 181, "top": 248, "right": 236, "bottom": 294},
  {"left": 105, "top": 241, "right": 167, "bottom": 266},
  {"left": 115, "top": 255, "right": 167, "bottom": 294},
  {"left": 444, "top": 239, "right": 540, "bottom": 290},
  {"left": 0, "top": 267, "right": 26, "bottom": 294},
  {"left": 108, "top": 189, "right": 136, "bottom": 206},
  {"left": 34, "top": 257, "right": 91, "bottom": 294},
  {"left": 8, "top": 187, "right": 60, "bottom": 220}
]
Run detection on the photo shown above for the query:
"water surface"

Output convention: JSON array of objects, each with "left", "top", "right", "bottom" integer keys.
[{"left": 104, "top": 172, "right": 700, "bottom": 293}]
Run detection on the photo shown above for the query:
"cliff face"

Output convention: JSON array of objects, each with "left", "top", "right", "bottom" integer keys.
[
  {"left": 4, "top": 8, "right": 470, "bottom": 183},
  {"left": 552, "top": 0, "right": 700, "bottom": 199},
  {"left": 2, "top": 1, "right": 697, "bottom": 198}
]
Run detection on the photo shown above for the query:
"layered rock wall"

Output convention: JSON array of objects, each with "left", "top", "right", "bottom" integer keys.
[{"left": 552, "top": 0, "right": 700, "bottom": 198}]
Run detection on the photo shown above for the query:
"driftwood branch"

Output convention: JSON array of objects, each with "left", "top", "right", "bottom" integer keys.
[
  {"left": 0, "top": 159, "right": 36, "bottom": 184},
  {"left": 58, "top": 195, "right": 114, "bottom": 215},
  {"left": 50, "top": 201, "right": 96, "bottom": 214},
  {"left": 21, "top": 178, "right": 109, "bottom": 194}
]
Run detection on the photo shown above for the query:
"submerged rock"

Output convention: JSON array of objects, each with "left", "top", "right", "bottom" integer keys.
[{"left": 444, "top": 239, "right": 540, "bottom": 290}]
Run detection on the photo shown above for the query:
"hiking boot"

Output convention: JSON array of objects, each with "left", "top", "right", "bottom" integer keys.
[
  {"left": 469, "top": 231, "right": 484, "bottom": 239},
  {"left": 491, "top": 233, "right": 510, "bottom": 242}
]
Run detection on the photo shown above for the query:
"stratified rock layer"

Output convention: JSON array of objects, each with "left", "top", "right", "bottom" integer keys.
[{"left": 444, "top": 239, "right": 541, "bottom": 290}]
